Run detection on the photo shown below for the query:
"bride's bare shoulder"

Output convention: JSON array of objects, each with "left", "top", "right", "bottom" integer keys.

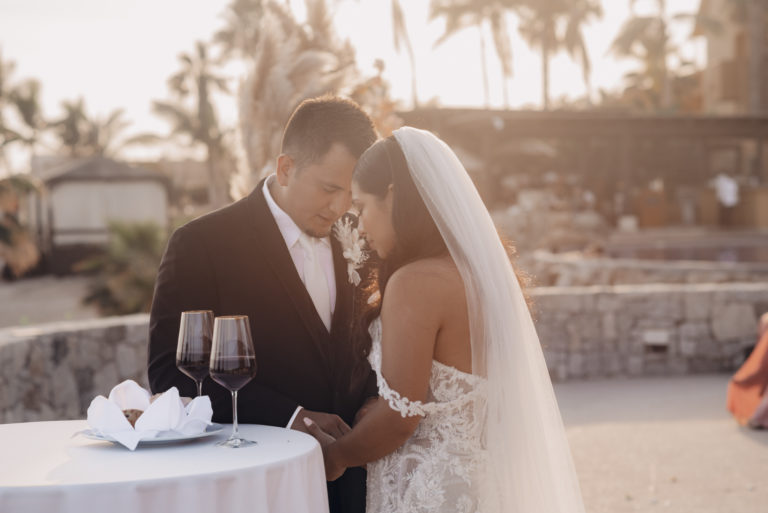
[{"left": 382, "top": 257, "right": 463, "bottom": 318}]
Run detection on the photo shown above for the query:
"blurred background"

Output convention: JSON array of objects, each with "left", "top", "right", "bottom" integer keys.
[
  {"left": 1, "top": 1, "right": 767, "bottom": 511},
  {"left": 2, "top": 0, "right": 767, "bottom": 318}
]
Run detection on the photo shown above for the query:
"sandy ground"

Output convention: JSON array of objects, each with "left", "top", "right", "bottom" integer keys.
[
  {"left": 556, "top": 375, "right": 767, "bottom": 513},
  {"left": 0, "top": 275, "right": 99, "bottom": 328}
]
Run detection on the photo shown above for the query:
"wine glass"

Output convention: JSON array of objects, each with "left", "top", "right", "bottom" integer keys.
[
  {"left": 210, "top": 315, "right": 258, "bottom": 448},
  {"left": 176, "top": 310, "right": 213, "bottom": 397}
]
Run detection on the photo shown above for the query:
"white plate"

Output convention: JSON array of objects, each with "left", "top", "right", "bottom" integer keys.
[{"left": 81, "top": 423, "right": 224, "bottom": 446}]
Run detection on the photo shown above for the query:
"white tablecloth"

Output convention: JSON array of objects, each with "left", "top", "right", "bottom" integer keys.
[{"left": 0, "top": 420, "right": 329, "bottom": 513}]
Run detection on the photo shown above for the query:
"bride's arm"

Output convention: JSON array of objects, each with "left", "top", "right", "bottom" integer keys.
[{"left": 320, "top": 266, "right": 445, "bottom": 478}]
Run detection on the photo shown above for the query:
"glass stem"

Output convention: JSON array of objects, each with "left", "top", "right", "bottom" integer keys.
[
  {"left": 231, "top": 390, "right": 239, "bottom": 439},
  {"left": 196, "top": 380, "right": 203, "bottom": 398}
]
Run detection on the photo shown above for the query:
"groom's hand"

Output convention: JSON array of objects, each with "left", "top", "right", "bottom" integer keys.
[
  {"left": 303, "top": 418, "right": 346, "bottom": 481},
  {"left": 290, "top": 409, "right": 351, "bottom": 439}
]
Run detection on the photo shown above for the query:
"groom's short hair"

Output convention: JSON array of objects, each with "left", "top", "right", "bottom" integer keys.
[{"left": 281, "top": 96, "right": 377, "bottom": 169}]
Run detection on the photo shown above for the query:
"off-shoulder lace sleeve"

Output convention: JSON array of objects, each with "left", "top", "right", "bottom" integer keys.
[
  {"left": 368, "top": 318, "right": 432, "bottom": 418},
  {"left": 375, "top": 367, "right": 429, "bottom": 418}
]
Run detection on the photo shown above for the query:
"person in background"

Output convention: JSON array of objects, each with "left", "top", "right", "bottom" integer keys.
[{"left": 727, "top": 312, "right": 768, "bottom": 428}]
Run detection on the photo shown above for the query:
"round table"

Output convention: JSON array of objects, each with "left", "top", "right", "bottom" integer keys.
[{"left": 0, "top": 420, "right": 329, "bottom": 513}]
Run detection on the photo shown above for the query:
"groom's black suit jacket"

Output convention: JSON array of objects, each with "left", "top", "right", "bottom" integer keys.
[{"left": 148, "top": 180, "right": 376, "bottom": 513}]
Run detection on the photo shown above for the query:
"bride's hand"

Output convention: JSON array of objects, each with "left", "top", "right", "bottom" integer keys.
[
  {"left": 353, "top": 396, "right": 378, "bottom": 426},
  {"left": 303, "top": 417, "right": 336, "bottom": 447},
  {"left": 322, "top": 449, "right": 346, "bottom": 482},
  {"left": 303, "top": 418, "right": 347, "bottom": 481}
]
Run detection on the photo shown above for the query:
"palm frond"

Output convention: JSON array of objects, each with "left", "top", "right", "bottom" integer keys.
[
  {"left": 610, "top": 16, "right": 657, "bottom": 57},
  {"left": 103, "top": 109, "right": 127, "bottom": 130},
  {"left": 209, "top": 76, "right": 231, "bottom": 94},
  {"left": 0, "top": 47, "right": 16, "bottom": 99},
  {"left": 167, "top": 71, "right": 188, "bottom": 96},
  {"left": 122, "top": 132, "right": 165, "bottom": 146},
  {"left": 489, "top": 9, "right": 513, "bottom": 78},
  {"left": 0, "top": 126, "right": 23, "bottom": 146},
  {"left": 152, "top": 101, "right": 197, "bottom": 137},
  {"left": 432, "top": 9, "right": 477, "bottom": 48},
  {"left": 391, "top": 0, "right": 406, "bottom": 53},
  {"left": 178, "top": 53, "right": 194, "bottom": 68},
  {"left": 9, "top": 79, "right": 45, "bottom": 131}
]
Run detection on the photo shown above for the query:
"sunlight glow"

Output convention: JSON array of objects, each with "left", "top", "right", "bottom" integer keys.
[{"left": 0, "top": 0, "right": 706, "bottom": 163}]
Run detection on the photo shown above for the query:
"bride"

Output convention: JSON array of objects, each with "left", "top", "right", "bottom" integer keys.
[{"left": 304, "top": 127, "right": 585, "bottom": 513}]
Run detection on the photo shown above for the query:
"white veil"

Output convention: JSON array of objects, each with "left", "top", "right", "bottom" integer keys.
[{"left": 392, "top": 127, "right": 585, "bottom": 513}]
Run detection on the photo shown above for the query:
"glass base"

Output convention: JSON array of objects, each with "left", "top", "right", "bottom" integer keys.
[{"left": 216, "top": 436, "right": 257, "bottom": 448}]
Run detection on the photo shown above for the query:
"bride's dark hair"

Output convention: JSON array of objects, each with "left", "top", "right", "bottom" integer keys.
[
  {"left": 347, "top": 135, "right": 531, "bottom": 390},
  {"left": 347, "top": 136, "right": 448, "bottom": 387},
  {"left": 356, "top": 136, "right": 449, "bottom": 293}
]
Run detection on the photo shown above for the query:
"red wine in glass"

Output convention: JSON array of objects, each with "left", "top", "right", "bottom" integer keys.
[
  {"left": 176, "top": 311, "right": 213, "bottom": 397},
  {"left": 177, "top": 357, "right": 211, "bottom": 384},
  {"left": 210, "top": 315, "right": 258, "bottom": 448},
  {"left": 210, "top": 357, "right": 258, "bottom": 391}
]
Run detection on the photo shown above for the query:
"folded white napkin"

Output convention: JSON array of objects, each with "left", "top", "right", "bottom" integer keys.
[{"left": 86, "top": 380, "right": 213, "bottom": 450}]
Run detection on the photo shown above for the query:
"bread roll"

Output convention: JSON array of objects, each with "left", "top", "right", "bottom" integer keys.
[{"left": 123, "top": 409, "right": 143, "bottom": 427}]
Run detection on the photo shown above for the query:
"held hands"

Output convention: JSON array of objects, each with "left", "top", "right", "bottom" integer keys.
[
  {"left": 289, "top": 409, "right": 351, "bottom": 439},
  {"left": 303, "top": 418, "right": 347, "bottom": 481}
]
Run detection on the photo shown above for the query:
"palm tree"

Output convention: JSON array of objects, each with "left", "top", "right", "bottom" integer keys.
[
  {"left": 610, "top": 0, "right": 711, "bottom": 111},
  {"left": 0, "top": 48, "right": 13, "bottom": 114},
  {"left": 8, "top": 79, "right": 47, "bottom": 163},
  {"left": 51, "top": 98, "right": 90, "bottom": 157},
  {"left": 391, "top": 0, "right": 419, "bottom": 107},
  {"left": 153, "top": 40, "right": 231, "bottom": 207},
  {"left": 0, "top": 48, "right": 17, "bottom": 174},
  {"left": 611, "top": 0, "right": 673, "bottom": 110},
  {"left": 562, "top": 0, "right": 603, "bottom": 105},
  {"left": 50, "top": 99, "right": 130, "bottom": 157},
  {"left": 517, "top": 0, "right": 561, "bottom": 110},
  {"left": 517, "top": 0, "right": 602, "bottom": 110},
  {"left": 429, "top": 0, "right": 518, "bottom": 107},
  {"left": 87, "top": 109, "right": 133, "bottom": 157}
]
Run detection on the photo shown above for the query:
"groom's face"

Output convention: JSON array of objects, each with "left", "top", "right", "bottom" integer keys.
[{"left": 276, "top": 142, "right": 357, "bottom": 237}]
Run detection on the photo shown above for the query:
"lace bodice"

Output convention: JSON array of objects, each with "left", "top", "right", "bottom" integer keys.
[{"left": 366, "top": 317, "right": 488, "bottom": 513}]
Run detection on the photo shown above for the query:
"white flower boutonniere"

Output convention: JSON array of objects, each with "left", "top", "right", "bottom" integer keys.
[{"left": 333, "top": 217, "right": 368, "bottom": 286}]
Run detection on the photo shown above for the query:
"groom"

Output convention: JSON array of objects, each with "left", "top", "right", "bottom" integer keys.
[{"left": 148, "top": 96, "right": 378, "bottom": 513}]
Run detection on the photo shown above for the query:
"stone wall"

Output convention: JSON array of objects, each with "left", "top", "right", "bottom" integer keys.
[
  {"left": 0, "top": 315, "right": 149, "bottom": 424},
  {"left": 533, "top": 283, "right": 768, "bottom": 380},
  {"left": 2, "top": 282, "right": 767, "bottom": 422},
  {"left": 526, "top": 250, "right": 768, "bottom": 287}
]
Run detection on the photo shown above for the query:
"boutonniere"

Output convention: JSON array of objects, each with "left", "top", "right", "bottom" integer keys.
[{"left": 333, "top": 217, "right": 368, "bottom": 286}]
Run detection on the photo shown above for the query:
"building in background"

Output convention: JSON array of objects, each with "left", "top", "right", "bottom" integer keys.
[
  {"left": 25, "top": 156, "right": 169, "bottom": 274},
  {"left": 697, "top": 0, "right": 768, "bottom": 115}
]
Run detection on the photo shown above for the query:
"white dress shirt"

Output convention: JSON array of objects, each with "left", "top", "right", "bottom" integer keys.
[
  {"left": 263, "top": 175, "right": 337, "bottom": 427},
  {"left": 263, "top": 176, "right": 337, "bottom": 312}
]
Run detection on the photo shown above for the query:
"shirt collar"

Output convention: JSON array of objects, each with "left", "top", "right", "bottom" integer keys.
[{"left": 262, "top": 175, "right": 331, "bottom": 249}]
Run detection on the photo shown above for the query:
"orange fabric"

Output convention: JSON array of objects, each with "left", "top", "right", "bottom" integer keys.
[{"left": 727, "top": 330, "right": 768, "bottom": 424}]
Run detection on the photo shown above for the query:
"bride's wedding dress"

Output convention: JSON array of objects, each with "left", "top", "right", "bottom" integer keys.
[
  {"left": 362, "top": 127, "right": 584, "bottom": 513},
  {"left": 365, "top": 317, "right": 487, "bottom": 513}
]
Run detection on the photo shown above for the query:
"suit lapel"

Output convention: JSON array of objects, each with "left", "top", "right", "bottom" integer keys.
[{"left": 245, "top": 182, "right": 332, "bottom": 361}]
